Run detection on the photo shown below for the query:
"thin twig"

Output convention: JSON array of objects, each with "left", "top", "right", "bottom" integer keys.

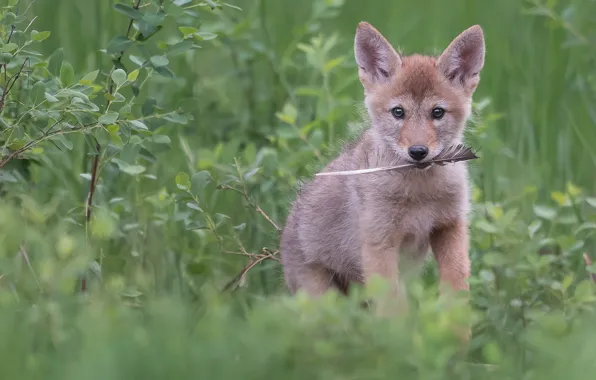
[
  {"left": 0, "top": 57, "right": 29, "bottom": 113},
  {"left": 0, "top": 1, "right": 20, "bottom": 113},
  {"left": 222, "top": 249, "right": 279, "bottom": 291},
  {"left": 214, "top": 180, "right": 281, "bottom": 290},
  {"left": 0, "top": 123, "right": 95, "bottom": 168},
  {"left": 85, "top": 141, "right": 100, "bottom": 221},
  {"left": 217, "top": 184, "right": 281, "bottom": 232},
  {"left": 20, "top": 245, "right": 41, "bottom": 290},
  {"left": 80, "top": 0, "right": 143, "bottom": 294}
]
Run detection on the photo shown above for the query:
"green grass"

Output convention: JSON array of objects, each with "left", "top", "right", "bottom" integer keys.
[{"left": 1, "top": 0, "right": 596, "bottom": 378}]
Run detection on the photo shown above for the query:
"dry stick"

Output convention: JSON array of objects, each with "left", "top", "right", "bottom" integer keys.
[
  {"left": 85, "top": 142, "right": 101, "bottom": 222},
  {"left": 217, "top": 184, "right": 282, "bottom": 291},
  {"left": 80, "top": 0, "right": 143, "bottom": 293},
  {"left": 0, "top": 1, "right": 18, "bottom": 111},
  {"left": 222, "top": 249, "right": 279, "bottom": 292},
  {"left": 0, "top": 21, "right": 16, "bottom": 112},
  {"left": 0, "top": 45, "right": 26, "bottom": 114},
  {"left": 217, "top": 184, "right": 282, "bottom": 232}
]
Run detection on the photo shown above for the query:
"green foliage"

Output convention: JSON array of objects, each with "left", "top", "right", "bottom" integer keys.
[{"left": 0, "top": 0, "right": 596, "bottom": 378}]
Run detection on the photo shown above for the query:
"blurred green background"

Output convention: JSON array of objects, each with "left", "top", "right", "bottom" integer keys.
[
  {"left": 33, "top": 0, "right": 596, "bottom": 196},
  {"left": 1, "top": 0, "right": 596, "bottom": 378}
]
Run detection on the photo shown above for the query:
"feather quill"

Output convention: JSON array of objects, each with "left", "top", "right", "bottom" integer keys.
[{"left": 315, "top": 144, "right": 478, "bottom": 177}]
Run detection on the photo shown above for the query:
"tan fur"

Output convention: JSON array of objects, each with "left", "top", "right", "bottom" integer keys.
[{"left": 280, "top": 22, "right": 485, "bottom": 320}]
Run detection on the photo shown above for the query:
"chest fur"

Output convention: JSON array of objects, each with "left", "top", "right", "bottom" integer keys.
[{"left": 358, "top": 169, "right": 468, "bottom": 248}]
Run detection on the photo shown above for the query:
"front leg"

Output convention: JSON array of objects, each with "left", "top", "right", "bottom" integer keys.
[
  {"left": 430, "top": 219, "right": 470, "bottom": 294},
  {"left": 361, "top": 240, "right": 406, "bottom": 316},
  {"left": 430, "top": 218, "right": 471, "bottom": 343}
]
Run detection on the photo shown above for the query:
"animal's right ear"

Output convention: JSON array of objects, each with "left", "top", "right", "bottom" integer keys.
[{"left": 354, "top": 22, "right": 402, "bottom": 89}]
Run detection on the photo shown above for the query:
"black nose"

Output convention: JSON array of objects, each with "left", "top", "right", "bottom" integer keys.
[{"left": 408, "top": 145, "right": 429, "bottom": 161}]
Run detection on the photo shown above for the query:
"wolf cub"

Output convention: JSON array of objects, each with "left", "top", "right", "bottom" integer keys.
[{"left": 280, "top": 22, "right": 485, "bottom": 310}]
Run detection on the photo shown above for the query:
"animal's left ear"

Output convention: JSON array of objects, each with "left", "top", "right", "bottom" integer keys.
[{"left": 437, "top": 25, "right": 485, "bottom": 94}]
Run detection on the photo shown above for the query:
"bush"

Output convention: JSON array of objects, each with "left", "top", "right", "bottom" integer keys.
[{"left": 1, "top": 0, "right": 596, "bottom": 379}]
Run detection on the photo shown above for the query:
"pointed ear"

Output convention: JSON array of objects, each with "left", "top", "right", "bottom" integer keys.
[
  {"left": 354, "top": 22, "right": 402, "bottom": 89},
  {"left": 437, "top": 25, "right": 485, "bottom": 93}
]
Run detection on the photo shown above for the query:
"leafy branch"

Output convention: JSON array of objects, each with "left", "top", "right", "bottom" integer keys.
[{"left": 84, "top": 0, "right": 143, "bottom": 227}]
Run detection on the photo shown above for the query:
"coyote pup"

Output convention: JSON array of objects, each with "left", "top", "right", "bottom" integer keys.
[{"left": 280, "top": 22, "right": 485, "bottom": 308}]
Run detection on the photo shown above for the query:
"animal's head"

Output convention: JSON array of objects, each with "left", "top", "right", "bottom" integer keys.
[{"left": 354, "top": 22, "right": 485, "bottom": 164}]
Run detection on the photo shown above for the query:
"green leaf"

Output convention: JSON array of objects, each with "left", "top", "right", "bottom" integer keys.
[
  {"left": 111, "top": 69, "right": 127, "bottom": 87},
  {"left": 575, "top": 222, "right": 596, "bottom": 235},
  {"left": 130, "top": 120, "right": 148, "bottom": 130},
  {"left": 150, "top": 55, "right": 169, "bottom": 67},
  {"left": 243, "top": 167, "right": 260, "bottom": 181},
  {"left": 162, "top": 112, "right": 187, "bottom": 124},
  {"left": 137, "top": 11, "right": 165, "bottom": 40},
  {"left": 113, "top": 3, "right": 142, "bottom": 20},
  {"left": 154, "top": 66, "right": 175, "bottom": 78},
  {"left": 482, "top": 342, "right": 502, "bottom": 365},
  {"left": 533, "top": 205, "right": 557, "bottom": 220},
  {"left": 31, "top": 30, "right": 51, "bottom": 42},
  {"left": 551, "top": 191, "right": 570, "bottom": 206},
  {"left": 482, "top": 252, "right": 506, "bottom": 267},
  {"left": 168, "top": 40, "right": 197, "bottom": 55},
  {"left": 113, "top": 93, "right": 126, "bottom": 102},
  {"left": 152, "top": 135, "right": 171, "bottom": 144},
  {"left": 44, "top": 92, "right": 59, "bottom": 103},
  {"left": 475, "top": 220, "right": 498, "bottom": 234},
  {"left": 31, "top": 81, "right": 45, "bottom": 102},
  {"left": 79, "top": 69, "right": 100, "bottom": 84},
  {"left": 176, "top": 172, "right": 191, "bottom": 191},
  {"left": 178, "top": 26, "right": 198, "bottom": 38},
  {"left": 528, "top": 220, "right": 542, "bottom": 239},
  {"left": 186, "top": 202, "right": 202, "bottom": 212},
  {"left": 107, "top": 124, "right": 119, "bottom": 135},
  {"left": 191, "top": 171, "right": 211, "bottom": 192},
  {"left": 59, "top": 61, "right": 75, "bottom": 87},
  {"left": 566, "top": 182, "right": 582, "bottom": 197},
  {"left": 91, "top": 209, "right": 116, "bottom": 239},
  {"left": 195, "top": 32, "right": 217, "bottom": 41},
  {"left": 324, "top": 56, "right": 345, "bottom": 73},
  {"left": 55, "top": 134, "right": 73, "bottom": 150},
  {"left": 106, "top": 35, "right": 132, "bottom": 55},
  {"left": 309, "top": 129, "right": 324, "bottom": 148},
  {"left": 586, "top": 197, "right": 596, "bottom": 208},
  {"left": 276, "top": 102, "right": 298, "bottom": 125},
  {"left": 233, "top": 223, "right": 246, "bottom": 231},
  {"left": 215, "top": 213, "right": 229, "bottom": 227},
  {"left": 111, "top": 158, "right": 146, "bottom": 175},
  {"left": 47, "top": 47, "right": 64, "bottom": 75},
  {"left": 71, "top": 97, "right": 100, "bottom": 112},
  {"left": 59, "top": 89, "right": 90, "bottom": 102},
  {"left": 127, "top": 69, "right": 140, "bottom": 82},
  {"left": 0, "top": 43, "right": 17, "bottom": 53},
  {"left": 574, "top": 279, "right": 596, "bottom": 303},
  {"left": 0, "top": 53, "right": 12, "bottom": 65},
  {"left": 98, "top": 112, "right": 119, "bottom": 125}
]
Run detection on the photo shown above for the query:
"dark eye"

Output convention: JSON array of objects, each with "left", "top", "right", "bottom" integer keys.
[
  {"left": 391, "top": 107, "right": 405, "bottom": 119},
  {"left": 432, "top": 107, "right": 445, "bottom": 119}
]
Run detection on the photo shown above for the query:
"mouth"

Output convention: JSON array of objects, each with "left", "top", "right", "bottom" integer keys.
[
  {"left": 414, "top": 162, "right": 432, "bottom": 169},
  {"left": 401, "top": 156, "right": 434, "bottom": 169}
]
